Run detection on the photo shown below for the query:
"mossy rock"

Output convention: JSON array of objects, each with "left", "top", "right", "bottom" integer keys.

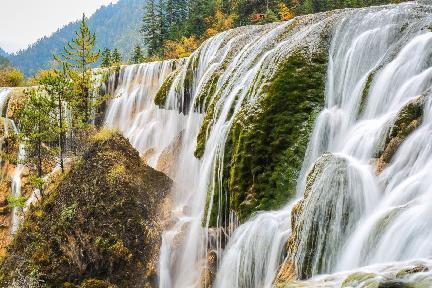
[
  {"left": 0, "top": 131, "right": 172, "bottom": 287},
  {"left": 204, "top": 49, "right": 328, "bottom": 225},
  {"left": 6, "top": 87, "right": 30, "bottom": 120},
  {"left": 375, "top": 95, "right": 426, "bottom": 174},
  {"left": 396, "top": 264, "right": 429, "bottom": 278},
  {"left": 342, "top": 272, "right": 380, "bottom": 288},
  {"left": 378, "top": 281, "right": 413, "bottom": 288},
  {"left": 154, "top": 69, "right": 180, "bottom": 108},
  {"left": 79, "top": 279, "right": 117, "bottom": 288}
]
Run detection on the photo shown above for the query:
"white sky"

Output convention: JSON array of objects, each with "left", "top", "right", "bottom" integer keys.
[{"left": 0, "top": 0, "right": 119, "bottom": 53}]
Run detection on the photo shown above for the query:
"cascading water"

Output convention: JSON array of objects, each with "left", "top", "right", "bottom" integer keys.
[
  {"left": 0, "top": 88, "right": 26, "bottom": 234},
  {"left": 102, "top": 1, "right": 432, "bottom": 287},
  {"left": 10, "top": 134, "right": 25, "bottom": 234},
  {"left": 105, "top": 14, "right": 334, "bottom": 287},
  {"left": 0, "top": 88, "right": 11, "bottom": 153},
  {"left": 315, "top": 3, "right": 432, "bottom": 274}
]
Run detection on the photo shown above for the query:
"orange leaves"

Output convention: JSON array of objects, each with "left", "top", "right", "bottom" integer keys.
[
  {"left": 164, "top": 36, "right": 200, "bottom": 59},
  {"left": 278, "top": 3, "right": 294, "bottom": 21},
  {"left": 205, "top": 7, "right": 237, "bottom": 37}
]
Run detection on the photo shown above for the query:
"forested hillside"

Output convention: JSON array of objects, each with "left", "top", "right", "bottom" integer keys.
[
  {"left": 0, "top": 48, "right": 7, "bottom": 57},
  {"left": 142, "top": 0, "right": 406, "bottom": 59},
  {"left": 2, "top": 0, "right": 404, "bottom": 76},
  {"left": 8, "top": 0, "right": 144, "bottom": 76}
]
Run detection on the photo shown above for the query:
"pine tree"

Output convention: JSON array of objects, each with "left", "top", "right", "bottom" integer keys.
[
  {"left": 141, "top": 0, "right": 163, "bottom": 57},
  {"left": 17, "top": 89, "right": 57, "bottom": 193},
  {"left": 38, "top": 65, "right": 72, "bottom": 173},
  {"left": 101, "top": 48, "right": 112, "bottom": 67},
  {"left": 112, "top": 48, "right": 122, "bottom": 65},
  {"left": 131, "top": 45, "right": 144, "bottom": 64},
  {"left": 56, "top": 13, "right": 100, "bottom": 123},
  {"left": 186, "top": 0, "right": 215, "bottom": 37}
]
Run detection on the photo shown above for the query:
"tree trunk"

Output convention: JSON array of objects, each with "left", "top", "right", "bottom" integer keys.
[{"left": 58, "top": 96, "right": 65, "bottom": 173}]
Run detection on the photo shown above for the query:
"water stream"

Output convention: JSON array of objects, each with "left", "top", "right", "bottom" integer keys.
[{"left": 103, "top": 2, "right": 432, "bottom": 287}]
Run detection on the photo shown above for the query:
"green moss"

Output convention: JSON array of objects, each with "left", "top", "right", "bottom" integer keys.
[
  {"left": 79, "top": 279, "right": 117, "bottom": 288},
  {"left": 107, "top": 163, "right": 126, "bottom": 183},
  {"left": 154, "top": 69, "right": 179, "bottom": 107},
  {"left": 181, "top": 54, "right": 200, "bottom": 113},
  {"left": 232, "top": 51, "right": 326, "bottom": 222},
  {"left": 389, "top": 95, "right": 425, "bottom": 140},
  {"left": 91, "top": 129, "right": 117, "bottom": 142},
  {"left": 359, "top": 71, "right": 375, "bottom": 115},
  {"left": 0, "top": 132, "right": 172, "bottom": 287},
  {"left": 342, "top": 272, "right": 379, "bottom": 287},
  {"left": 194, "top": 72, "right": 221, "bottom": 113},
  {"left": 375, "top": 95, "right": 425, "bottom": 169},
  {"left": 194, "top": 86, "right": 227, "bottom": 159},
  {"left": 204, "top": 50, "right": 328, "bottom": 225},
  {"left": 396, "top": 265, "right": 429, "bottom": 278}
]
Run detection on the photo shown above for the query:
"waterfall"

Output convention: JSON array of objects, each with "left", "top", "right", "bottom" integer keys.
[
  {"left": 0, "top": 88, "right": 26, "bottom": 234},
  {"left": 0, "top": 88, "right": 11, "bottom": 153},
  {"left": 102, "top": 1, "right": 432, "bottom": 287},
  {"left": 104, "top": 17, "right": 331, "bottom": 287},
  {"left": 10, "top": 136, "right": 25, "bottom": 234},
  {"left": 214, "top": 206, "right": 293, "bottom": 288},
  {"left": 320, "top": 4, "right": 432, "bottom": 273}
]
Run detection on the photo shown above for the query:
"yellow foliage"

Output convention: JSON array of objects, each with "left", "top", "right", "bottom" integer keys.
[
  {"left": 0, "top": 68, "right": 24, "bottom": 87},
  {"left": 205, "top": 5, "right": 237, "bottom": 38},
  {"left": 91, "top": 129, "right": 117, "bottom": 142},
  {"left": 27, "top": 69, "right": 58, "bottom": 86},
  {"left": 108, "top": 163, "right": 126, "bottom": 182},
  {"left": 206, "top": 28, "right": 219, "bottom": 37},
  {"left": 164, "top": 36, "right": 200, "bottom": 59},
  {"left": 278, "top": 3, "right": 294, "bottom": 21}
]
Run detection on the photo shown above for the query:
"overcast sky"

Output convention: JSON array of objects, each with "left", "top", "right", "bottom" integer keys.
[{"left": 0, "top": 0, "right": 119, "bottom": 53}]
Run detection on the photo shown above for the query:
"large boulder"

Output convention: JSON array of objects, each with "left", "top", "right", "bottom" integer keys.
[
  {"left": 375, "top": 95, "right": 426, "bottom": 174},
  {"left": 0, "top": 131, "right": 172, "bottom": 287},
  {"left": 277, "top": 153, "right": 373, "bottom": 281}
]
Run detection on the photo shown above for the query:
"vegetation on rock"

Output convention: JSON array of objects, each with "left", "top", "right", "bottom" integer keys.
[
  {"left": 0, "top": 131, "right": 172, "bottom": 287},
  {"left": 0, "top": 68, "right": 25, "bottom": 87},
  {"left": 203, "top": 50, "right": 328, "bottom": 226},
  {"left": 375, "top": 94, "right": 426, "bottom": 174}
]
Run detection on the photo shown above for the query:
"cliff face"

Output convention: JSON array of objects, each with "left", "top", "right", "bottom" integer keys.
[
  {"left": 0, "top": 131, "right": 172, "bottom": 287},
  {"left": 0, "top": 87, "right": 32, "bottom": 257}
]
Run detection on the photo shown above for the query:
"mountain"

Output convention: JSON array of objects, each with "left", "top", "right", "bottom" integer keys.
[
  {"left": 0, "top": 48, "right": 8, "bottom": 57},
  {"left": 9, "top": 0, "right": 145, "bottom": 76}
]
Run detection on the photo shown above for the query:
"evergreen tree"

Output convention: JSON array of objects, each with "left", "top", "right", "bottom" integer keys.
[
  {"left": 131, "top": 45, "right": 144, "bottom": 64},
  {"left": 17, "top": 89, "right": 56, "bottom": 193},
  {"left": 56, "top": 13, "right": 100, "bottom": 123},
  {"left": 186, "top": 0, "right": 215, "bottom": 37},
  {"left": 112, "top": 48, "right": 122, "bottom": 65},
  {"left": 38, "top": 65, "right": 72, "bottom": 173},
  {"left": 141, "top": 0, "right": 163, "bottom": 57},
  {"left": 101, "top": 48, "right": 112, "bottom": 67}
]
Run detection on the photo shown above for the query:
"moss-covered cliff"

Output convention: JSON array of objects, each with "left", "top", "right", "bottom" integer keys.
[
  {"left": 0, "top": 131, "right": 172, "bottom": 287},
  {"left": 203, "top": 49, "right": 328, "bottom": 226}
]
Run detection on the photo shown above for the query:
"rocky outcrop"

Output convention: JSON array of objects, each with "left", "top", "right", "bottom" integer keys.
[
  {"left": 5, "top": 87, "right": 29, "bottom": 120},
  {"left": 0, "top": 131, "right": 172, "bottom": 287},
  {"left": 375, "top": 95, "right": 426, "bottom": 174},
  {"left": 276, "top": 153, "right": 371, "bottom": 281},
  {"left": 275, "top": 261, "right": 432, "bottom": 288},
  {"left": 156, "top": 131, "right": 184, "bottom": 179}
]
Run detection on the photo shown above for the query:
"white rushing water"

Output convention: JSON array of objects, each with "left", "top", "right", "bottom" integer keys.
[
  {"left": 103, "top": 1, "right": 432, "bottom": 287},
  {"left": 313, "top": 3, "right": 432, "bottom": 274},
  {"left": 104, "top": 17, "right": 329, "bottom": 287},
  {"left": 0, "top": 88, "right": 11, "bottom": 148},
  {"left": 0, "top": 88, "right": 26, "bottom": 234}
]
